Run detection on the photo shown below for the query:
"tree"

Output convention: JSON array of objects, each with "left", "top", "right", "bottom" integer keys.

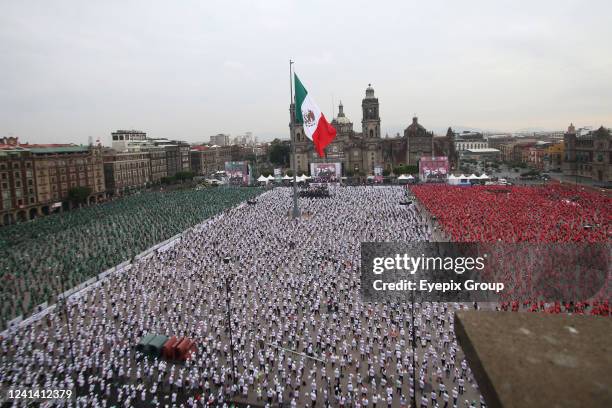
[
  {"left": 268, "top": 139, "right": 290, "bottom": 167},
  {"left": 285, "top": 169, "right": 294, "bottom": 177},
  {"left": 392, "top": 164, "right": 418, "bottom": 176},
  {"left": 175, "top": 171, "right": 195, "bottom": 182},
  {"left": 161, "top": 176, "right": 176, "bottom": 184},
  {"left": 405, "top": 165, "right": 418, "bottom": 174},
  {"left": 382, "top": 169, "right": 391, "bottom": 177},
  {"left": 68, "top": 186, "right": 92, "bottom": 206}
]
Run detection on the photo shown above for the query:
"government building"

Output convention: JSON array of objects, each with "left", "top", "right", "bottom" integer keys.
[
  {"left": 290, "top": 84, "right": 435, "bottom": 175},
  {"left": 563, "top": 123, "right": 611, "bottom": 183}
]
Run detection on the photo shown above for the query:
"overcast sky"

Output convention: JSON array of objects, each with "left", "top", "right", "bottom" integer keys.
[{"left": 1, "top": 0, "right": 611, "bottom": 145}]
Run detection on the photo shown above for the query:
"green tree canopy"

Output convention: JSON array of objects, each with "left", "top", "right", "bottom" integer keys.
[
  {"left": 268, "top": 139, "right": 290, "bottom": 167},
  {"left": 68, "top": 186, "right": 92, "bottom": 205},
  {"left": 175, "top": 171, "right": 195, "bottom": 181}
]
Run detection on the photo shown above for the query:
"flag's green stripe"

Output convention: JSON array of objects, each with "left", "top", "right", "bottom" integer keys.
[{"left": 294, "top": 74, "right": 308, "bottom": 124}]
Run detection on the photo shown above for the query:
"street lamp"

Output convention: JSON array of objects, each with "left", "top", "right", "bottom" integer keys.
[
  {"left": 410, "top": 287, "right": 417, "bottom": 408},
  {"left": 223, "top": 257, "right": 238, "bottom": 387}
]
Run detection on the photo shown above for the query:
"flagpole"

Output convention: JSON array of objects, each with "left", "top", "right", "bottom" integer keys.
[{"left": 290, "top": 59, "right": 300, "bottom": 219}]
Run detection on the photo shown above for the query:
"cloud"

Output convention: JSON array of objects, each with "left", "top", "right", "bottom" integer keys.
[{"left": 0, "top": 0, "right": 610, "bottom": 144}]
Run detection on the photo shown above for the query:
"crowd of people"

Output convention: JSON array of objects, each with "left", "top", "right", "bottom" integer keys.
[
  {"left": 299, "top": 186, "right": 331, "bottom": 199},
  {"left": 410, "top": 184, "right": 610, "bottom": 243},
  {"left": 1, "top": 186, "right": 486, "bottom": 407},
  {"left": 0, "top": 187, "right": 262, "bottom": 329},
  {"left": 0, "top": 183, "right": 608, "bottom": 407},
  {"left": 411, "top": 184, "right": 610, "bottom": 314}
]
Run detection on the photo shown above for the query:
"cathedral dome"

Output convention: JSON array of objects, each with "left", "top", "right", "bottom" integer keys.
[
  {"left": 334, "top": 101, "right": 352, "bottom": 124},
  {"left": 406, "top": 116, "right": 425, "bottom": 132}
]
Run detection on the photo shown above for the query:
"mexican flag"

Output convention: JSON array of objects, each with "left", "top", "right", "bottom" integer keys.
[{"left": 294, "top": 74, "right": 337, "bottom": 157}]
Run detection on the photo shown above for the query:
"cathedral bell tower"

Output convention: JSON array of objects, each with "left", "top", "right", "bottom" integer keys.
[{"left": 362, "top": 84, "right": 380, "bottom": 139}]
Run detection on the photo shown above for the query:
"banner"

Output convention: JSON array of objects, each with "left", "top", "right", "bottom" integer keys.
[
  {"left": 225, "top": 161, "right": 249, "bottom": 186},
  {"left": 419, "top": 156, "right": 449, "bottom": 182},
  {"left": 310, "top": 162, "right": 341, "bottom": 183},
  {"left": 248, "top": 164, "right": 254, "bottom": 185},
  {"left": 374, "top": 165, "right": 383, "bottom": 183},
  {"left": 274, "top": 168, "right": 282, "bottom": 183}
]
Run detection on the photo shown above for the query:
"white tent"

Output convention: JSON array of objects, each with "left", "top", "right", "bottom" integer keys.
[
  {"left": 397, "top": 174, "right": 409, "bottom": 180},
  {"left": 479, "top": 173, "right": 490, "bottom": 179},
  {"left": 459, "top": 174, "right": 467, "bottom": 179},
  {"left": 282, "top": 175, "right": 292, "bottom": 180},
  {"left": 267, "top": 175, "right": 275, "bottom": 181},
  {"left": 257, "top": 175, "right": 269, "bottom": 183},
  {"left": 448, "top": 174, "right": 461, "bottom": 185},
  {"left": 407, "top": 175, "right": 415, "bottom": 179},
  {"left": 468, "top": 174, "right": 479, "bottom": 180}
]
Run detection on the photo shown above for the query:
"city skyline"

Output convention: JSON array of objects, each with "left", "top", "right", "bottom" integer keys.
[{"left": 1, "top": 0, "right": 611, "bottom": 145}]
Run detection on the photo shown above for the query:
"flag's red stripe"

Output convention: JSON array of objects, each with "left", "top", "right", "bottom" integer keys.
[{"left": 312, "top": 114, "right": 337, "bottom": 157}]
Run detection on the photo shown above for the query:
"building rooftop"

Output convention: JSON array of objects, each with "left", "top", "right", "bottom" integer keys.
[
  {"left": 465, "top": 148, "right": 501, "bottom": 153},
  {"left": 27, "top": 146, "right": 89, "bottom": 154}
]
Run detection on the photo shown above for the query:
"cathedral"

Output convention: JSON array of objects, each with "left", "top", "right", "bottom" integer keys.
[{"left": 290, "top": 84, "right": 435, "bottom": 175}]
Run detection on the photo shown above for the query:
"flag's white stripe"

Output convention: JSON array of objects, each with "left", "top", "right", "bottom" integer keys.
[{"left": 300, "top": 94, "right": 322, "bottom": 141}]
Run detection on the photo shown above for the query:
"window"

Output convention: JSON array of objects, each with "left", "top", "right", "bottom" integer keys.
[{"left": 369, "top": 130, "right": 373, "bottom": 138}]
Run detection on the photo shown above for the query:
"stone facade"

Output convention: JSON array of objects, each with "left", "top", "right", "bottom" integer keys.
[
  {"left": 140, "top": 145, "right": 167, "bottom": 183},
  {"left": 190, "top": 145, "right": 243, "bottom": 176},
  {"left": 103, "top": 150, "right": 151, "bottom": 195},
  {"left": 151, "top": 140, "right": 191, "bottom": 177},
  {"left": 404, "top": 117, "right": 434, "bottom": 165},
  {"left": 563, "top": 123, "right": 611, "bottom": 183},
  {"left": 290, "top": 85, "right": 435, "bottom": 175},
  {"left": 0, "top": 137, "right": 105, "bottom": 225},
  {"left": 454, "top": 131, "right": 488, "bottom": 152}
]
